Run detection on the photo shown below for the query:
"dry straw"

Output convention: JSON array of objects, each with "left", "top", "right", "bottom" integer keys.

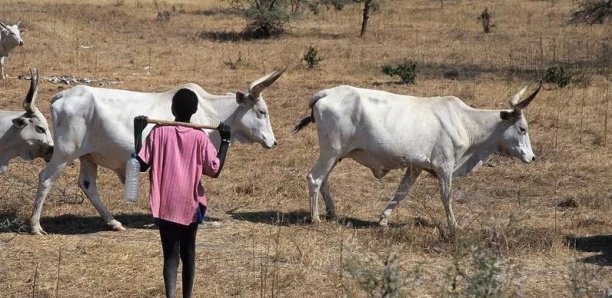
[{"left": 0, "top": 0, "right": 610, "bottom": 297}]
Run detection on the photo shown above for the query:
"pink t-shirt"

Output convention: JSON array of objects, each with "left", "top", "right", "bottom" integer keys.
[{"left": 138, "top": 125, "right": 220, "bottom": 226}]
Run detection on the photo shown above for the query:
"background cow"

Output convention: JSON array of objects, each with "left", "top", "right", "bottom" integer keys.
[
  {"left": 0, "top": 69, "right": 53, "bottom": 174},
  {"left": 0, "top": 22, "right": 24, "bottom": 80},
  {"left": 30, "top": 68, "right": 285, "bottom": 235},
  {"left": 294, "top": 83, "right": 541, "bottom": 229}
]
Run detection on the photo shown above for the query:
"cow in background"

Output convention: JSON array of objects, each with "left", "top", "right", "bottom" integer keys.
[
  {"left": 30, "top": 68, "right": 285, "bottom": 235},
  {"left": 294, "top": 82, "right": 542, "bottom": 230},
  {"left": 0, "top": 22, "right": 25, "bottom": 79},
  {"left": 0, "top": 69, "right": 54, "bottom": 174}
]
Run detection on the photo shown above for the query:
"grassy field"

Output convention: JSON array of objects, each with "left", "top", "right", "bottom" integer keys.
[{"left": 0, "top": 0, "right": 610, "bottom": 296}]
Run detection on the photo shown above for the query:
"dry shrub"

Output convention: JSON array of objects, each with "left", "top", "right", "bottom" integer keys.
[
  {"left": 344, "top": 248, "right": 404, "bottom": 297},
  {"left": 566, "top": 261, "right": 603, "bottom": 297}
]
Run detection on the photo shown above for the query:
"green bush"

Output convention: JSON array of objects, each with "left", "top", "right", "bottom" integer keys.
[
  {"left": 382, "top": 59, "right": 418, "bottom": 84},
  {"left": 330, "top": 0, "right": 350, "bottom": 10},
  {"left": 544, "top": 65, "right": 576, "bottom": 88},
  {"left": 478, "top": 8, "right": 495, "bottom": 33},
  {"left": 241, "top": 0, "right": 291, "bottom": 38},
  {"left": 303, "top": 45, "right": 323, "bottom": 69}
]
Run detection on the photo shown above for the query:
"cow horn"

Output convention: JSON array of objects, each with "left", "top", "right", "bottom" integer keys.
[
  {"left": 509, "top": 86, "right": 528, "bottom": 107},
  {"left": 513, "top": 80, "right": 542, "bottom": 111},
  {"left": 0, "top": 22, "right": 7, "bottom": 30},
  {"left": 249, "top": 67, "right": 287, "bottom": 100},
  {"left": 23, "top": 69, "right": 39, "bottom": 114}
]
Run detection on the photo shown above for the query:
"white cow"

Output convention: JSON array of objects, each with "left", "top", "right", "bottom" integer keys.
[
  {"left": 294, "top": 83, "right": 541, "bottom": 229},
  {"left": 30, "top": 68, "right": 285, "bottom": 235},
  {"left": 0, "top": 22, "right": 24, "bottom": 79},
  {"left": 0, "top": 69, "right": 54, "bottom": 174}
]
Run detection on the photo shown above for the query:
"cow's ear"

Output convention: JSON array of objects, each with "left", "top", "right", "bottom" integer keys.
[
  {"left": 500, "top": 111, "right": 516, "bottom": 121},
  {"left": 236, "top": 91, "right": 251, "bottom": 106},
  {"left": 12, "top": 117, "right": 27, "bottom": 128}
]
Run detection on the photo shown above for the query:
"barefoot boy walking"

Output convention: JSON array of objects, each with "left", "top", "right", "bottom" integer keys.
[{"left": 135, "top": 88, "right": 231, "bottom": 298}]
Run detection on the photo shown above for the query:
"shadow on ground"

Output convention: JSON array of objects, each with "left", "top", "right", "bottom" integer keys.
[
  {"left": 189, "top": 7, "right": 242, "bottom": 16},
  {"left": 227, "top": 210, "right": 311, "bottom": 226},
  {"left": 196, "top": 29, "right": 282, "bottom": 42},
  {"left": 227, "top": 209, "right": 435, "bottom": 230},
  {"left": 38, "top": 213, "right": 156, "bottom": 235},
  {"left": 0, "top": 209, "right": 224, "bottom": 235},
  {"left": 37, "top": 213, "right": 223, "bottom": 235},
  {"left": 565, "top": 234, "right": 612, "bottom": 266}
]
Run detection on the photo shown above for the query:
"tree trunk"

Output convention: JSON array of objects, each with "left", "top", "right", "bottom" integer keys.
[{"left": 360, "top": 0, "right": 372, "bottom": 37}]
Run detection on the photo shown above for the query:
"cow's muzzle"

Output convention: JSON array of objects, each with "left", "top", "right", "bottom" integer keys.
[
  {"left": 43, "top": 146, "right": 54, "bottom": 162},
  {"left": 520, "top": 154, "right": 535, "bottom": 163},
  {"left": 263, "top": 141, "right": 277, "bottom": 149}
]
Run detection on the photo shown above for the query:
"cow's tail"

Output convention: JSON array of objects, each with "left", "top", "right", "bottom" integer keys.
[
  {"left": 292, "top": 92, "right": 326, "bottom": 133},
  {"left": 50, "top": 93, "right": 63, "bottom": 104},
  {"left": 293, "top": 114, "right": 313, "bottom": 132}
]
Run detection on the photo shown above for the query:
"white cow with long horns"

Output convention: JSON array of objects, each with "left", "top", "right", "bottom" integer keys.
[
  {"left": 0, "top": 22, "right": 25, "bottom": 79},
  {"left": 30, "top": 68, "right": 285, "bottom": 235},
  {"left": 0, "top": 69, "right": 54, "bottom": 174},
  {"left": 294, "top": 82, "right": 542, "bottom": 229}
]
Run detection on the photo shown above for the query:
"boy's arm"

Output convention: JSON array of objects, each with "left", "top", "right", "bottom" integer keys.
[
  {"left": 134, "top": 116, "right": 152, "bottom": 172},
  {"left": 212, "top": 123, "right": 231, "bottom": 178},
  {"left": 137, "top": 156, "right": 150, "bottom": 172}
]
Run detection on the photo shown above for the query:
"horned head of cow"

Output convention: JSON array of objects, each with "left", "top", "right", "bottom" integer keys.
[
  {"left": 497, "top": 81, "right": 542, "bottom": 163},
  {"left": 0, "top": 21, "right": 24, "bottom": 47},
  {"left": 10, "top": 69, "right": 54, "bottom": 162},
  {"left": 499, "top": 81, "right": 542, "bottom": 120},
  {"left": 236, "top": 67, "right": 286, "bottom": 103},
  {"left": 231, "top": 67, "right": 286, "bottom": 149}
]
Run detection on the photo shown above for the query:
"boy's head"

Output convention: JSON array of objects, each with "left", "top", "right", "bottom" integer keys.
[{"left": 171, "top": 88, "right": 199, "bottom": 120}]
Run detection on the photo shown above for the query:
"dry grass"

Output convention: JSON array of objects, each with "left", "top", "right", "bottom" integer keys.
[{"left": 0, "top": 0, "right": 610, "bottom": 297}]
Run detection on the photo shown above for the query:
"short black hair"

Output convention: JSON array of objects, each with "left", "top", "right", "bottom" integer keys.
[{"left": 172, "top": 88, "right": 198, "bottom": 119}]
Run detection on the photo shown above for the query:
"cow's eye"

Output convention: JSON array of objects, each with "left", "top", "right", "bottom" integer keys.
[
  {"left": 519, "top": 127, "right": 526, "bottom": 134},
  {"left": 35, "top": 126, "right": 45, "bottom": 133},
  {"left": 257, "top": 110, "right": 267, "bottom": 116}
]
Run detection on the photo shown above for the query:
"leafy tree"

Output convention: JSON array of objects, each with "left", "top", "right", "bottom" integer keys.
[
  {"left": 307, "top": 0, "right": 381, "bottom": 36},
  {"left": 354, "top": 0, "right": 381, "bottom": 37},
  {"left": 224, "top": 0, "right": 292, "bottom": 38},
  {"left": 222, "top": 0, "right": 382, "bottom": 38}
]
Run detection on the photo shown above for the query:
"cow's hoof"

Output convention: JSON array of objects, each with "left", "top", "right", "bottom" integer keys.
[
  {"left": 378, "top": 217, "right": 389, "bottom": 227},
  {"left": 310, "top": 217, "right": 322, "bottom": 224},
  {"left": 325, "top": 212, "right": 338, "bottom": 221},
  {"left": 109, "top": 220, "right": 126, "bottom": 231},
  {"left": 30, "top": 225, "right": 47, "bottom": 235}
]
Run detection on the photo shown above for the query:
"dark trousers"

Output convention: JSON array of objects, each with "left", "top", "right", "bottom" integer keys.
[{"left": 157, "top": 219, "right": 198, "bottom": 298}]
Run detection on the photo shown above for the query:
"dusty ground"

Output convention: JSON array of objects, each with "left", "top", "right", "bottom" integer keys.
[{"left": 0, "top": 0, "right": 610, "bottom": 297}]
